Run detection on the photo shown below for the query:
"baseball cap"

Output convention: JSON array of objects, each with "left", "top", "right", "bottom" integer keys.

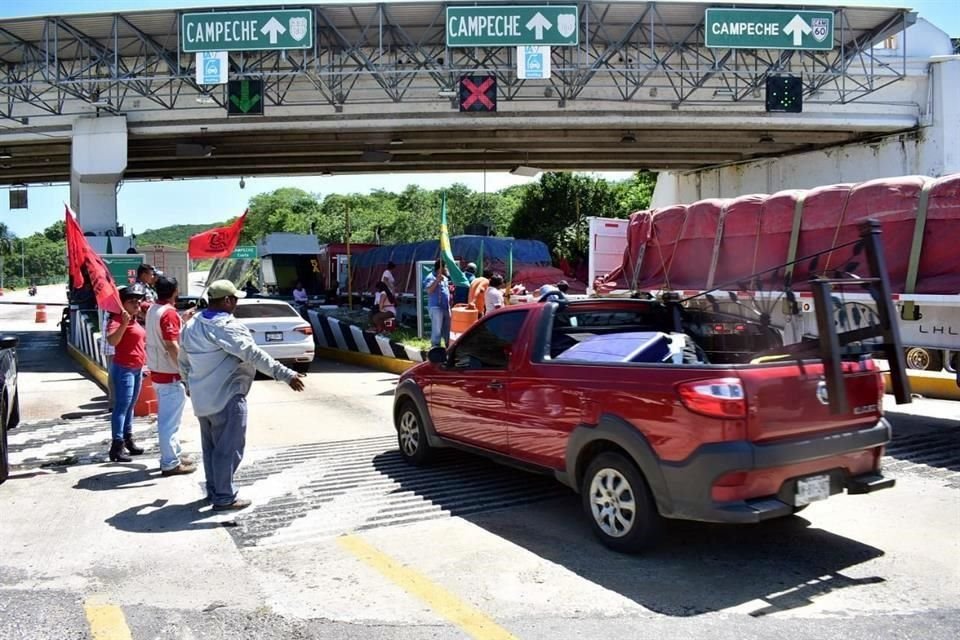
[
  {"left": 207, "top": 280, "right": 246, "bottom": 300},
  {"left": 119, "top": 283, "right": 148, "bottom": 300}
]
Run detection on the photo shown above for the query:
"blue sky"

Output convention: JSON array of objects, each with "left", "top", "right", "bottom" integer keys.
[{"left": 1, "top": 0, "right": 956, "bottom": 237}]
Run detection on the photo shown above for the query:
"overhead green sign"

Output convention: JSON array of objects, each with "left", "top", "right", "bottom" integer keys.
[
  {"left": 101, "top": 254, "right": 144, "bottom": 286},
  {"left": 230, "top": 245, "right": 258, "bottom": 260},
  {"left": 181, "top": 9, "right": 314, "bottom": 53},
  {"left": 446, "top": 5, "right": 579, "bottom": 47},
  {"left": 705, "top": 9, "right": 834, "bottom": 51}
]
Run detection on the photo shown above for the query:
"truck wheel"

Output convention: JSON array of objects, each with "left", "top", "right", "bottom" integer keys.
[
  {"left": 581, "top": 452, "right": 661, "bottom": 553},
  {"left": 395, "top": 400, "right": 432, "bottom": 466},
  {"left": 904, "top": 347, "right": 943, "bottom": 371}
]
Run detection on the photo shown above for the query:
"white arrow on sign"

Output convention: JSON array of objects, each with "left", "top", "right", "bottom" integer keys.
[
  {"left": 526, "top": 12, "right": 552, "bottom": 41},
  {"left": 783, "top": 14, "right": 812, "bottom": 46},
  {"left": 261, "top": 17, "right": 287, "bottom": 44}
]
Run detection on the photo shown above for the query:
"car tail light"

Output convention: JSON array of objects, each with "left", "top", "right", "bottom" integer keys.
[
  {"left": 295, "top": 325, "right": 313, "bottom": 336},
  {"left": 712, "top": 471, "right": 749, "bottom": 502},
  {"left": 677, "top": 378, "right": 746, "bottom": 419}
]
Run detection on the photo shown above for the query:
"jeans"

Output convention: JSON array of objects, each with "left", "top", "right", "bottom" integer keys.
[
  {"left": 198, "top": 394, "right": 248, "bottom": 506},
  {"left": 155, "top": 381, "right": 187, "bottom": 471},
  {"left": 110, "top": 363, "right": 142, "bottom": 442},
  {"left": 104, "top": 354, "right": 114, "bottom": 411},
  {"left": 429, "top": 306, "right": 451, "bottom": 348}
]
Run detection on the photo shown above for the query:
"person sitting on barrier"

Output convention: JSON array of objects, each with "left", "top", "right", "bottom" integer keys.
[
  {"left": 292, "top": 281, "right": 308, "bottom": 305},
  {"left": 556, "top": 280, "right": 569, "bottom": 294},
  {"left": 371, "top": 281, "right": 397, "bottom": 335},
  {"left": 105, "top": 283, "right": 149, "bottom": 463},
  {"left": 485, "top": 274, "right": 506, "bottom": 312}
]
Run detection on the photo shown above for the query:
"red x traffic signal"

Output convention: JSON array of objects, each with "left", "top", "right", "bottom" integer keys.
[{"left": 459, "top": 75, "right": 497, "bottom": 112}]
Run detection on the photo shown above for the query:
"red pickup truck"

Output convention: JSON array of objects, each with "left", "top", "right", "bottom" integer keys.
[{"left": 393, "top": 297, "right": 894, "bottom": 552}]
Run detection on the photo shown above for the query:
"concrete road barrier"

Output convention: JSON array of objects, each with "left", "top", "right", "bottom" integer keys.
[{"left": 884, "top": 369, "right": 960, "bottom": 401}]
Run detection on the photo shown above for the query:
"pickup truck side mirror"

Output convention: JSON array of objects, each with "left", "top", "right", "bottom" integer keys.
[
  {"left": 0, "top": 335, "right": 19, "bottom": 349},
  {"left": 427, "top": 346, "right": 447, "bottom": 366}
]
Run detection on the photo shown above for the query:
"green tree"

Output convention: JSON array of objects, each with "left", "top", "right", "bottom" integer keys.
[
  {"left": 243, "top": 187, "right": 323, "bottom": 243},
  {"left": 613, "top": 171, "right": 658, "bottom": 214},
  {"left": 42, "top": 220, "right": 66, "bottom": 243},
  {"left": 509, "top": 172, "right": 620, "bottom": 264}
]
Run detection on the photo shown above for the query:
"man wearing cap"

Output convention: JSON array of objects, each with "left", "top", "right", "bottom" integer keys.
[
  {"left": 146, "top": 275, "right": 195, "bottom": 477},
  {"left": 179, "top": 280, "right": 305, "bottom": 511},
  {"left": 137, "top": 264, "right": 159, "bottom": 302}
]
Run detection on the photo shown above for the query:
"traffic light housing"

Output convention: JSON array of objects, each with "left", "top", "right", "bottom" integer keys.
[{"left": 765, "top": 76, "right": 803, "bottom": 113}]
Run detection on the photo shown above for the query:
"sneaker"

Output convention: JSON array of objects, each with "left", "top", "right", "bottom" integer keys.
[
  {"left": 160, "top": 463, "right": 197, "bottom": 477},
  {"left": 212, "top": 498, "right": 252, "bottom": 511}
]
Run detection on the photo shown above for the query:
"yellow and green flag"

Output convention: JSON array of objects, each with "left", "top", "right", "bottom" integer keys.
[{"left": 440, "top": 192, "right": 469, "bottom": 286}]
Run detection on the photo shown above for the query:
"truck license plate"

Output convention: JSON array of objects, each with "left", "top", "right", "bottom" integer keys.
[
  {"left": 266, "top": 332, "right": 284, "bottom": 342},
  {"left": 796, "top": 474, "right": 830, "bottom": 506}
]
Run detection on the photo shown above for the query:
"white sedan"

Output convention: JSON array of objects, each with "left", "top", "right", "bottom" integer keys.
[{"left": 233, "top": 298, "right": 315, "bottom": 373}]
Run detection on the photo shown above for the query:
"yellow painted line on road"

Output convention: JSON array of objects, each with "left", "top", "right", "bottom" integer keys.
[
  {"left": 338, "top": 534, "right": 518, "bottom": 640},
  {"left": 83, "top": 600, "right": 133, "bottom": 640}
]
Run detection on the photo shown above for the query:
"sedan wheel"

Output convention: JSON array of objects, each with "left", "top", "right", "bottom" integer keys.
[
  {"left": 581, "top": 452, "right": 661, "bottom": 553},
  {"left": 395, "top": 400, "right": 432, "bottom": 466}
]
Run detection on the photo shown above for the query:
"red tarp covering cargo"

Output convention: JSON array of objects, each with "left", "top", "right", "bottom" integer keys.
[{"left": 601, "top": 174, "right": 960, "bottom": 294}]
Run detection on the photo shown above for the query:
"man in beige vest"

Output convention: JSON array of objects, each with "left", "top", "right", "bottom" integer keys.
[{"left": 146, "top": 275, "right": 195, "bottom": 476}]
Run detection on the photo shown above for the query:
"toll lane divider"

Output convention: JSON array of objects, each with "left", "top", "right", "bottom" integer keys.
[
  {"left": 308, "top": 310, "right": 424, "bottom": 374},
  {"left": 884, "top": 369, "right": 960, "bottom": 401},
  {"left": 66, "top": 308, "right": 109, "bottom": 389}
]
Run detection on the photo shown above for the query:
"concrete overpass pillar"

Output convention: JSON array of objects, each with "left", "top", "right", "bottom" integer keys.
[
  {"left": 70, "top": 116, "right": 127, "bottom": 234},
  {"left": 927, "top": 56, "right": 960, "bottom": 176}
]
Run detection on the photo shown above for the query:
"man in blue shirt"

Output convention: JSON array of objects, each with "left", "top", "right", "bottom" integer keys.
[{"left": 423, "top": 258, "right": 451, "bottom": 348}]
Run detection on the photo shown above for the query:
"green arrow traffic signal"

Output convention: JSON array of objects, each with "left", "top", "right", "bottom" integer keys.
[{"left": 227, "top": 79, "right": 263, "bottom": 115}]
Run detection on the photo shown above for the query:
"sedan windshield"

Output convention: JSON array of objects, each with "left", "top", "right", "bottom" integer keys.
[{"left": 234, "top": 303, "right": 299, "bottom": 319}]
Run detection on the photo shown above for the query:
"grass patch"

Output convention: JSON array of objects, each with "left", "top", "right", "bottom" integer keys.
[{"left": 389, "top": 328, "right": 432, "bottom": 352}]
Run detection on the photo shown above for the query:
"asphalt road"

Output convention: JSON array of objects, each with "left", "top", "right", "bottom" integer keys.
[{"left": 0, "top": 300, "right": 958, "bottom": 640}]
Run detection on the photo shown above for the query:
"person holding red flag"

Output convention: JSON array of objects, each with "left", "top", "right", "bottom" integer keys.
[
  {"left": 188, "top": 210, "right": 248, "bottom": 259},
  {"left": 105, "top": 284, "right": 149, "bottom": 462}
]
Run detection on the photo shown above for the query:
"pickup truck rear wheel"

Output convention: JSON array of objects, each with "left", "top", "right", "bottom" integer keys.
[
  {"left": 582, "top": 452, "right": 661, "bottom": 553},
  {"left": 396, "top": 400, "right": 433, "bottom": 466}
]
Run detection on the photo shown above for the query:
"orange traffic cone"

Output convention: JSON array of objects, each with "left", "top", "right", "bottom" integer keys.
[
  {"left": 34, "top": 304, "right": 47, "bottom": 323},
  {"left": 134, "top": 370, "right": 158, "bottom": 417}
]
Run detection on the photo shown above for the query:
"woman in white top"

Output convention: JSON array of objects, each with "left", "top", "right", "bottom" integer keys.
[
  {"left": 485, "top": 274, "right": 505, "bottom": 312},
  {"left": 381, "top": 261, "right": 397, "bottom": 295},
  {"left": 371, "top": 281, "right": 397, "bottom": 334}
]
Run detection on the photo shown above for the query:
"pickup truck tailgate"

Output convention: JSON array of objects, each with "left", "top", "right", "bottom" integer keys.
[{"left": 737, "top": 360, "right": 883, "bottom": 443}]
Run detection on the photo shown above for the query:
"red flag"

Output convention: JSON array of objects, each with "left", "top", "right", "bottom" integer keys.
[
  {"left": 65, "top": 205, "right": 123, "bottom": 314},
  {"left": 188, "top": 210, "right": 248, "bottom": 259}
]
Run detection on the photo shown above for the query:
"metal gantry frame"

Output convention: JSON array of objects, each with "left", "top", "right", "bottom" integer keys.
[{"left": 0, "top": 2, "right": 912, "bottom": 121}]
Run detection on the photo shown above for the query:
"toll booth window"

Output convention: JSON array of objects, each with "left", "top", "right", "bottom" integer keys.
[
  {"left": 233, "top": 303, "right": 300, "bottom": 319},
  {"left": 453, "top": 311, "right": 529, "bottom": 370}
]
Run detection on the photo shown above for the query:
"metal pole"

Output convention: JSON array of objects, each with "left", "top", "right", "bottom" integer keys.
[{"left": 346, "top": 205, "right": 352, "bottom": 310}]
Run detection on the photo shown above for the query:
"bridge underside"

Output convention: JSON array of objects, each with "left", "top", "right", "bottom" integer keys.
[
  {"left": 2, "top": 118, "right": 902, "bottom": 182},
  {"left": 0, "top": 1, "right": 915, "bottom": 184}
]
